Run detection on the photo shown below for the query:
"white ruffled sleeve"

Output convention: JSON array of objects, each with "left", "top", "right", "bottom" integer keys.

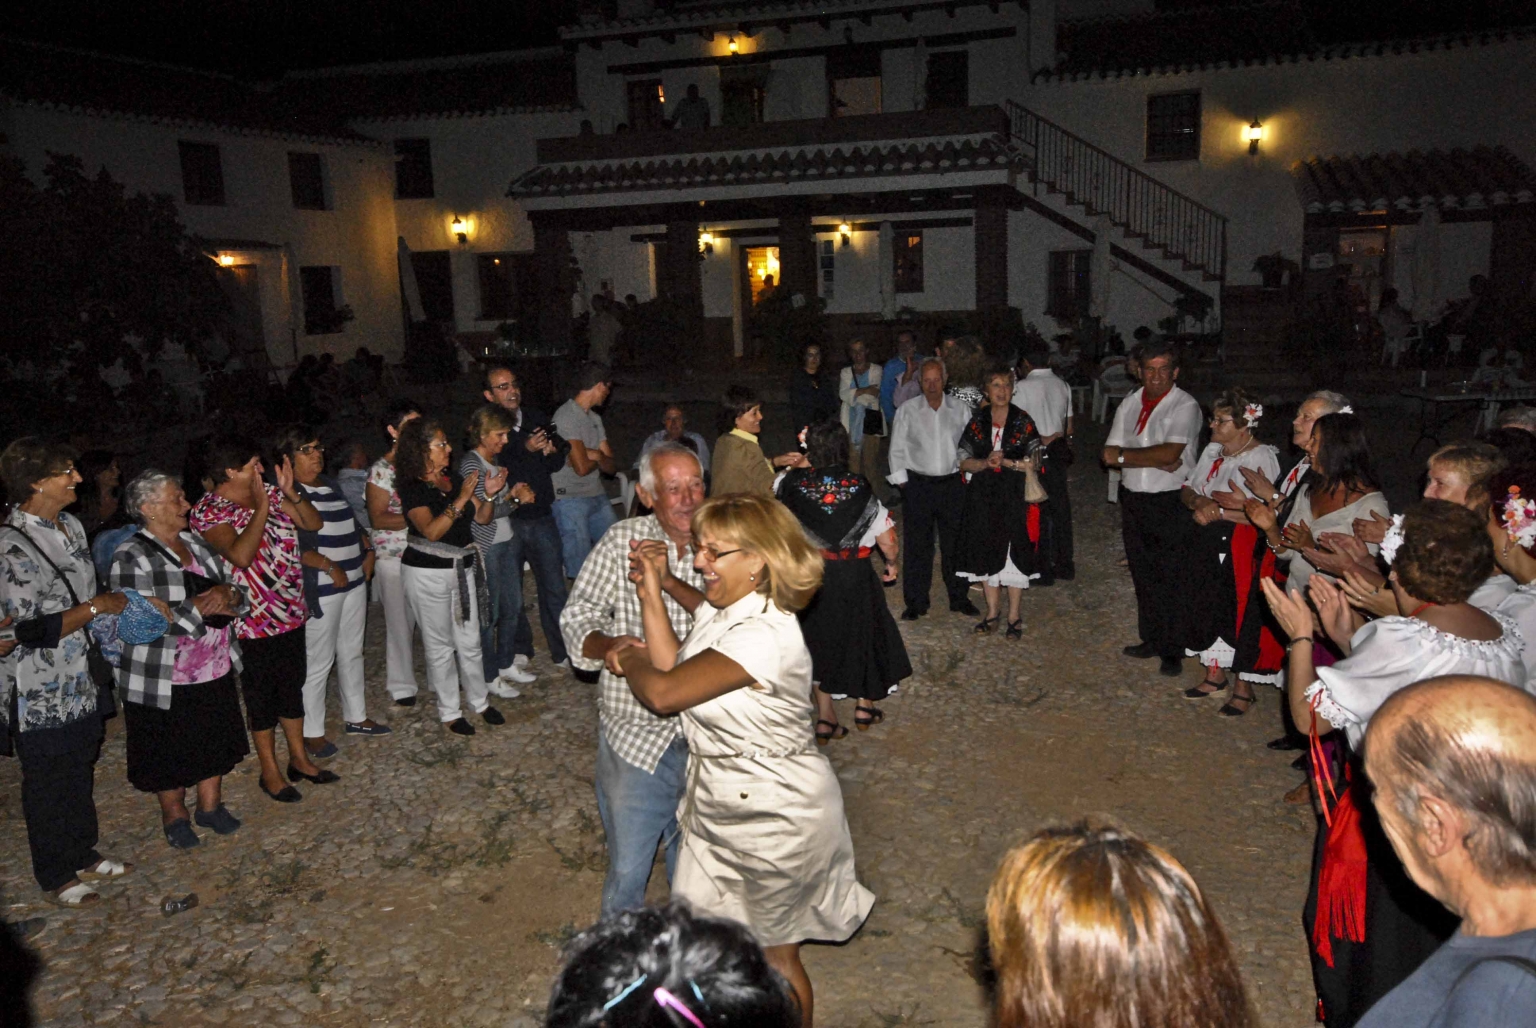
[{"left": 1309, "top": 619, "right": 1429, "bottom": 745}]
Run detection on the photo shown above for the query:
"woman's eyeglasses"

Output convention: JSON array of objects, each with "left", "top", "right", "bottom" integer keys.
[
  {"left": 297, "top": 444, "right": 325, "bottom": 455},
  {"left": 695, "top": 545, "right": 742, "bottom": 562}
]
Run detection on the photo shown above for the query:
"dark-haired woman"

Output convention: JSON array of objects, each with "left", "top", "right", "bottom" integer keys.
[
  {"left": 787, "top": 343, "right": 840, "bottom": 435},
  {"left": 367, "top": 399, "right": 422, "bottom": 705},
  {"left": 191, "top": 435, "right": 333, "bottom": 803},
  {"left": 776, "top": 421, "right": 910, "bottom": 742},
  {"left": 709, "top": 385, "right": 805, "bottom": 498},
  {"left": 395, "top": 418, "right": 506, "bottom": 736},
  {"left": 953, "top": 368, "right": 1048, "bottom": 637},
  {"left": 1263, "top": 500, "right": 1524, "bottom": 1026},
  {"left": 1179, "top": 389, "right": 1282, "bottom": 716}
]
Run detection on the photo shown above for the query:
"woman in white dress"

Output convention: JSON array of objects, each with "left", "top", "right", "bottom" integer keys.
[
  {"left": 613, "top": 494, "right": 874, "bottom": 1027},
  {"left": 1262, "top": 500, "right": 1525, "bottom": 1027}
]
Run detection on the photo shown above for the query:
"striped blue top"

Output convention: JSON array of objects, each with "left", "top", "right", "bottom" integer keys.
[{"left": 299, "top": 480, "right": 365, "bottom": 597}]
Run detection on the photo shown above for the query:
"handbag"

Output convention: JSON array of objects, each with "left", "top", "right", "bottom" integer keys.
[
  {"left": 141, "top": 533, "right": 236, "bottom": 628},
  {"left": 1023, "top": 463, "right": 1049, "bottom": 504},
  {"left": 1046, "top": 436, "right": 1075, "bottom": 468}
]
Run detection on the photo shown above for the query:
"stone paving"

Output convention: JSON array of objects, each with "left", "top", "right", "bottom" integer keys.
[{"left": 2, "top": 456, "right": 1323, "bottom": 1028}]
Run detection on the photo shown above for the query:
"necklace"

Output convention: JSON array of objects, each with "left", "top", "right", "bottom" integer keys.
[
  {"left": 1407, "top": 601, "right": 1438, "bottom": 618},
  {"left": 1220, "top": 435, "right": 1256, "bottom": 458}
]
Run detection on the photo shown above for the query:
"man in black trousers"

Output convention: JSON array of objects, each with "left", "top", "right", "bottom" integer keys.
[
  {"left": 1101, "top": 341, "right": 1203, "bottom": 676},
  {"left": 887, "top": 359, "right": 980, "bottom": 620}
]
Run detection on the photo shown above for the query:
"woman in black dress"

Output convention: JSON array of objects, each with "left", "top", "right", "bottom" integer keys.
[
  {"left": 954, "top": 367, "right": 1049, "bottom": 638},
  {"left": 776, "top": 421, "right": 911, "bottom": 742},
  {"left": 787, "top": 342, "right": 841, "bottom": 435}
]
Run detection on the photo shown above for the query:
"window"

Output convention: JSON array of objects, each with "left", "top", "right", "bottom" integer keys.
[
  {"left": 819, "top": 239, "right": 836, "bottom": 302},
  {"left": 627, "top": 79, "right": 666, "bottom": 131},
  {"left": 721, "top": 79, "right": 765, "bottom": 128},
  {"left": 1047, "top": 250, "right": 1093, "bottom": 319},
  {"left": 828, "top": 46, "right": 882, "bottom": 117},
  {"left": 409, "top": 250, "right": 454, "bottom": 323},
  {"left": 1145, "top": 91, "right": 1201, "bottom": 161},
  {"left": 288, "top": 152, "right": 327, "bottom": 210},
  {"left": 478, "top": 253, "right": 535, "bottom": 321},
  {"left": 178, "top": 141, "right": 225, "bottom": 205},
  {"left": 893, "top": 232, "right": 923, "bottom": 293},
  {"left": 925, "top": 50, "right": 969, "bottom": 109},
  {"left": 394, "top": 138, "right": 435, "bottom": 199},
  {"left": 300, "top": 266, "right": 347, "bottom": 335}
]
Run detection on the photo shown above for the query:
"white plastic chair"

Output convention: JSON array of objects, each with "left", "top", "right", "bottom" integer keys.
[{"left": 612, "top": 471, "right": 634, "bottom": 516}]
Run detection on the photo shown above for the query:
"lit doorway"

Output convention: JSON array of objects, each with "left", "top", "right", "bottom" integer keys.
[{"left": 743, "top": 246, "right": 781, "bottom": 305}]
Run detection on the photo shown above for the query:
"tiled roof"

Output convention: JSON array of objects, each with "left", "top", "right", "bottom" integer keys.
[
  {"left": 0, "top": 36, "right": 374, "bottom": 144},
  {"left": 1291, "top": 147, "right": 1536, "bottom": 214},
  {"left": 510, "top": 135, "right": 1020, "bottom": 198},
  {"left": 277, "top": 50, "right": 578, "bottom": 121},
  {"left": 561, "top": 0, "right": 998, "bottom": 42}
]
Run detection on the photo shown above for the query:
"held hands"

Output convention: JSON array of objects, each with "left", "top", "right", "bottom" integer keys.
[
  {"left": 1353, "top": 510, "right": 1392, "bottom": 545},
  {"left": 1191, "top": 497, "right": 1223, "bottom": 526},
  {"left": 192, "top": 585, "right": 236, "bottom": 618},
  {"left": 627, "top": 539, "right": 669, "bottom": 595},
  {"left": 773, "top": 452, "right": 810, "bottom": 469}
]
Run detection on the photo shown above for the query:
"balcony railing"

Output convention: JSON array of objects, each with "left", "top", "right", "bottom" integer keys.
[{"left": 1006, "top": 100, "right": 1227, "bottom": 283}]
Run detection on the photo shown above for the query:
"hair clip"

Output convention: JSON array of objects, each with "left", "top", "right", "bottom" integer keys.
[
  {"left": 1501, "top": 485, "right": 1536, "bottom": 551},
  {"left": 1380, "top": 513, "right": 1406, "bottom": 565},
  {"left": 1337, "top": 405, "right": 1354, "bottom": 414},
  {"left": 689, "top": 979, "right": 709, "bottom": 1010},
  {"left": 654, "top": 987, "right": 707, "bottom": 1028},
  {"left": 602, "top": 974, "right": 648, "bottom": 1012},
  {"left": 1243, "top": 402, "right": 1263, "bottom": 428}
]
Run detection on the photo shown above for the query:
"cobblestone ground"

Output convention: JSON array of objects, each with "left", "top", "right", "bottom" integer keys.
[{"left": 1, "top": 458, "right": 1320, "bottom": 1028}]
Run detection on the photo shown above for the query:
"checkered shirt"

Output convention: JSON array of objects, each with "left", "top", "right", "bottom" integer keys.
[
  {"left": 108, "top": 531, "right": 249, "bottom": 710},
  {"left": 559, "top": 515, "right": 704, "bottom": 773}
]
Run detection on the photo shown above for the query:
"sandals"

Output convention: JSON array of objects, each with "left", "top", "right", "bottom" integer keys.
[
  {"left": 78, "top": 859, "right": 134, "bottom": 882},
  {"left": 1218, "top": 686, "right": 1258, "bottom": 717},
  {"left": 973, "top": 615, "right": 999, "bottom": 635},
  {"left": 854, "top": 706, "right": 884, "bottom": 731},
  {"left": 1005, "top": 620, "right": 1023, "bottom": 640},
  {"left": 50, "top": 882, "right": 100, "bottom": 908},
  {"left": 815, "top": 719, "right": 848, "bottom": 746},
  {"left": 1183, "top": 678, "right": 1227, "bottom": 699}
]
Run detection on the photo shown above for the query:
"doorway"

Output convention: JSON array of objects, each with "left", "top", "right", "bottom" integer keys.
[{"left": 743, "top": 246, "right": 781, "bottom": 305}]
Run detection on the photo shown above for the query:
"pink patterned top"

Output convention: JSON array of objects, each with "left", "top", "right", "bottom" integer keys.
[
  {"left": 190, "top": 484, "right": 307, "bottom": 640},
  {"left": 173, "top": 555, "right": 234, "bottom": 684}
]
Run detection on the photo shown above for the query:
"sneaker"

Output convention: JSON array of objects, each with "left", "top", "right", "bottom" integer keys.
[
  {"left": 488, "top": 680, "right": 522, "bottom": 699},
  {"left": 554, "top": 657, "right": 572, "bottom": 669},
  {"left": 344, "top": 721, "right": 393, "bottom": 736},
  {"left": 499, "top": 663, "right": 537, "bottom": 684}
]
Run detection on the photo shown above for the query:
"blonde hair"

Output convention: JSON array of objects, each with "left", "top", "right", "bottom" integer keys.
[
  {"left": 986, "top": 822, "right": 1252, "bottom": 1028},
  {"left": 466, "top": 405, "right": 514, "bottom": 448},
  {"left": 691, "top": 494, "right": 823, "bottom": 613},
  {"left": 1428, "top": 442, "right": 1506, "bottom": 515}
]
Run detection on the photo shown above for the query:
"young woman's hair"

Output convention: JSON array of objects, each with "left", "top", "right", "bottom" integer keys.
[
  {"left": 1487, "top": 464, "right": 1536, "bottom": 560},
  {"left": 0, "top": 438, "right": 77, "bottom": 504},
  {"left": 465, "top": 405, "right": 514, "bottom": 449},
  {"left": 269, "top": 423, "right": 320, "bottom": 466},
  {"left": 394, "top": 417, "right": 446, "bottom": 483},
  {"left": 545, "top": 902, "right": 800, "bottom": 1028},
  {"left": 1428, "top": 442, "right": 1506, "bottom": 515},
  {"left": 382, "top": 397, "right": 423, "bottom": 440},
  {"left": 718, "top": 384, "right": 762, "bottom": 436},
  {"left": 986, "top": 821, "right": 1253, "bottom": 1028},
  {"left": 204, "top": 435, "right": 263, "bottom": 485},
  {"left": 691, "top": 495, "right": 823, "bottom": 613},
  {"left": 1393, "top": 499, "right": 1496, "bottom": 605},
  {"left": 803, "top": 420, "right": 851, "bottom": 469},
  {"left": 1308, "top": 413, "right": 1379, "bottom": 496}
]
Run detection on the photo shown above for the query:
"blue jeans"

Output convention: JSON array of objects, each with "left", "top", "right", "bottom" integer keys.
[
  {"left": 478, "top": 537, "right": 521, "bottom": 681},
  {"left": 594, "top": 731, "right": 687, "bottom": 918},
  {"left": 552, "top": 494, "right": 617, "bottom": 580},
  {"left": 507, "top": 515, "right": 569, "bottom": 664}
]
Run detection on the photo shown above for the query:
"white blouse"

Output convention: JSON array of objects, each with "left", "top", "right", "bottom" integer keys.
[
  {"left": 1308, "top": 614, "right": 1527, "bottom": 748},
  {"left": 1188, "top": 442, "right": 1280, "bottom": 499},
  {"left": 1281, "top": 486, "right": 1391, "bottom": 594},
  {"left": 1470, "top": 573, "right": 1518, "bottom": 613},
  {"left": 1496, "top": 582, "right": 1536, "bottom": 683}
]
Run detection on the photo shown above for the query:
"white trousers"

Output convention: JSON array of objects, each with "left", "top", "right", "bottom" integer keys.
[
  {"left": 373, "top": 556, "right": 419, "bottom": 699},
  {"left": 401, "top": 564, "right": 490, "bottom": 723},
  {"left": 302, "top": 585, "right": 369, "bottom": 737}
]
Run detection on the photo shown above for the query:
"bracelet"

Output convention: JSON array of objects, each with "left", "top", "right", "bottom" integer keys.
[{"left": 1289, "top": 636, "right": 1314, "bottom": 647}]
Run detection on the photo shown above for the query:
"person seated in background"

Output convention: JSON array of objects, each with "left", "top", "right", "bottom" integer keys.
[
  {"left": 544, "top": 903, "right": 800, "bottom": 1028},
  {"left": 1377, "top": 287, "right": 1414, "bottom": 367},
  {"left": 1356, "top": 676, "right": 1536, "bottom": 1027},
  {"left": 986, "top": 821, "right": 1253, "bottom": 1028},
  {"left": 1473, "top": 339, "right": 1526, "bottom": 389}
]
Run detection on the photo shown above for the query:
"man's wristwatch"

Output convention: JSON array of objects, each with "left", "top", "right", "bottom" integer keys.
[
  {"left": 88, "top": 600, "right": 100, "bottom": 618},
  {"left": 1117, "top": 453, "right": 1126, "bottom": 465}
]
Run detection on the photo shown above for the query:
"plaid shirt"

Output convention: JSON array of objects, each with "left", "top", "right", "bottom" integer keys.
[
  {"left": 560, "top": 515, "right": 704, "bottom": 773},
  {"left": 108, "top": 531, "right": 249, "bottom": 710}
]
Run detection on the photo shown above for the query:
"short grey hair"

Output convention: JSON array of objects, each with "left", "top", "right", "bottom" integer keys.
[
  {"left": 638, "top": 442, "right": 702, "bottom": 495},
  {"left": 124, "top": 469, "right": 181, "bottom": 524},
  {"left": 1497, "top": 406, "right": 1536, "bottom": 432},
  {"left": 918, "top": 357, "right": 947, "bottom": 382},
  {"left": 1305, "top": 390, "right": 1352, "bottom": 414}
]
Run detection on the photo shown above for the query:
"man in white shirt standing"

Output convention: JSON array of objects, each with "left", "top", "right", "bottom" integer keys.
[
  {"left": 888, "top": 358, "right": 980, "bottom": 621},
  {"left": 1014, "top": 343, "right": 1075, "bottom": 581},
  {"left": 1101, "top": 341, "right": 1202, "bottom": 677},
  {"left": 839, "top": 338, "right": 888, "bottom": 502}
]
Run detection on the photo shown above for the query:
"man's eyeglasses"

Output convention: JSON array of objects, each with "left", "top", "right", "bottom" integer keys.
[{"left": 297, "top": 444, "right": 325, "bottom": 455}]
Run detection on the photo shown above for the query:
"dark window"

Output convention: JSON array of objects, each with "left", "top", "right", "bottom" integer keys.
[
  {"left": 410, "top": 250, "right": 454, "bottom": 323},
  {"left": 1145, "top": 91, "right": 1201, "bottom": 161},
  {"left": 721, "top": 80, "right": 765, "bottom": 128},
  {"left": 828, "top": 46, "right": 883, "bottom": 117},
  {"left": 477, "top": 253, "right": 535, "bottom": 321},
  {"left": 300, "top": 266, "right": 345, "bottom": 335},
  {"left": 627, "top": 80, "right": 666, "bottom": 131},
  {"left": 894, "top": 232, "right": 924, "bottom": 293},
  {"left": 394, "top": 138, "right": 435, "bottom": 199},
  {"left": 288, "top": 152, "right": 327, "bottom": 210},
  {"left": 1047, "top": 250, "right": 1093, "bottom": 319},
  {"left": 926, "top": 50, "right": 969, "bottom": 109},
  {"left": 178, "top": 141, "right": 225, "bottom": 205}
]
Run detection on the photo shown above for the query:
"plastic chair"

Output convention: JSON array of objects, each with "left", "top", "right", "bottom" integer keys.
[
  {"left": 611, "top": 471, "right": 634, "bottom": 516},
  {"left": 1093, "top": 376, "right": 1134, "bottom": 423}
]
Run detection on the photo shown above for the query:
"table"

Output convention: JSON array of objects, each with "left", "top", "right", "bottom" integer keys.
[{"left": 1401, "top": 387, "right": 1536, "bottom": 452}]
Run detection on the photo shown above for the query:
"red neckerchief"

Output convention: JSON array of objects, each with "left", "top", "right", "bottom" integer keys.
[
  {"left": 1205, "top": 457, "right": 1225, "bottom": 484},
  {"left": 1134, "top": 388, "right": 1169, "bottom": 435}
]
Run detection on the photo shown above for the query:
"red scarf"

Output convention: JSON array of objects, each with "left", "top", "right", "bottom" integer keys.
[
  {"left": 1205, "top": 457, "right": 1225, "bottom": 484},
  {"left": 1134, "top": 388, "right": 1169, "bottom": 435}
]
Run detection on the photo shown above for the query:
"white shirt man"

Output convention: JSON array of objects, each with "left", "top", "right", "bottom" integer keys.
[
  {"left": 1013, "top": 366, "right": 1072, "bottom": 440},
  {"left": 1014, "top": 355, "right": 1077, "bottom": 579}
]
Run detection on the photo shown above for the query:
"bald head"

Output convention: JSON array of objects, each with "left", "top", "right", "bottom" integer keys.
[{"left": 1366, "top": 675, "right": 1536, "bottom": 887}]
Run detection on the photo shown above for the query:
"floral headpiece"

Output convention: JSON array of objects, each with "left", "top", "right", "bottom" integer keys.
[
  {"left": 1337, "top": 405, "right": 1355, "bottom": 415},
  {"left": 1243, "top": 402, "right": 1263, "bottom": 428},
  {"left": 1501, "top": 485, "right": 1536, "bottom": 552},
  {"left": 797, "top": 426, "right": 808, "bottom": 449},
  {"left": 1380, "top": 513, "right": 1407, "bottom": 565}
]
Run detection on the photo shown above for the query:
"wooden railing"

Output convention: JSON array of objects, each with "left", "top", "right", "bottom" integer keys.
[{"left": 1006, "top": 100, "right": 1227, "bottom": 283}]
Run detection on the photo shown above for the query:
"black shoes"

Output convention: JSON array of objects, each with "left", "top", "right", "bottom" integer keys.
[
  {"left": 1054, "top": 565, "right": 1076, "bottom": 581},
  {"left": 194, "top": 805, "right": 241, "bottom": 835},
  {"left": 286, "top": 765, "right": 340, "bottom": 785},
  {"left": 900, "top": 607, "right": 926, "bottom": 621},
  {"left": 447, "top": 718, "right": 475, "bottom": 736},
  {"left": 482, "top": 705, "right": 505, "bottom": 726},
  {"left": 393, "top": 696, "right": 417, "bottom": 707},
  {"left": 261, "top": 781, "right": 302, "bottom": 803},
  {"left": 1159, "top": 656, "right": 1184, "bottom": 677},
  {"left": 163, "top": 818, "right": 200, "bottom": 849},
  {"left": 950, "top": 599, "right": 981, "bottom": 617},
  {"left": 1123, "top": 641, "right": 1159, "bottom": 659},
  {"left": 1267, "top": 735, "right": 1305, "bottom": 751}
]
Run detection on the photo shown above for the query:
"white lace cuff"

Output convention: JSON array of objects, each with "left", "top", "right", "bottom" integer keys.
[{"left": 1304, "top": 679, "right": 1355, "bottom": 730}]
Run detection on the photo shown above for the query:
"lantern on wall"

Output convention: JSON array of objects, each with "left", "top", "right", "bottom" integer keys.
[
  {"left": 838, "top": 222, "right": 852, "bottom": 249},
  {"left": 728, "top": 35, "right": 739, "bottom": 54},
  {"left": 1244, "top": 119, "right": 1265, "bottom": 156},
  {"left": 451, "top": 214, "right": 471, "bottom": 245},
  {"left": 699, "top": 231, "right": 715, "bottom": 255}
]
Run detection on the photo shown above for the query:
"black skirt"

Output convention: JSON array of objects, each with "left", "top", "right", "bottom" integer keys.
[
  {"left": 124, "top": 672, "right": 251, "bottom": 792},
  {"left": 799, "top": 557, "right": 912, "bottom": 700},
  {"left": 953, "top": 471, "right": 1048, "bottom": 579}
]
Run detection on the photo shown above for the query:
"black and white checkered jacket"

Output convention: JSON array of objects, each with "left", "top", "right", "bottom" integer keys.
[{"left": 107, "top": 530, "right": 249, "bottom": 710}]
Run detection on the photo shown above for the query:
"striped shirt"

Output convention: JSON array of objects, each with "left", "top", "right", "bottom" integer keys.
[
  {"left": 458, "top": 450, "right": 514, "bottom": 550},
  {"left": 298, "top": 479, "right": 365, "bottom": 597}
]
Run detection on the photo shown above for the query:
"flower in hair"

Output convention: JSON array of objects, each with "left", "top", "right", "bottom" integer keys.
[
  {"left": 1338, "top": 405, "right": 1354, "bottom": 414},
  {"left": 797, "top": 427, "right": 808, "bottom": 449},
  {"left": 1243, "top": 402, "right": 1263, "bottom": 428},
  {"left": 1502, "top": 485, "right": 1536, "bottom": 552},
  {"left": 1379, "top": 513, "right": 1406, "bottom": 565}
]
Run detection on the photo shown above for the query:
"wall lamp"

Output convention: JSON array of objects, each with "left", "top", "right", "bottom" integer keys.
[
  {"left": 218, "top": 254, "right": 236, "bottom": 267},
  {"left": 838, "top": 222, "right": 852, "bottom": 248},
  {"left": 450, "top": 214, "right": 470, "bottom": 245},
  {"left": 699, "top": 231, "right": 715, "bottom": 254},
  {"left": 728, "top": 35, "right": 739, "bottom": 54},
  {"left": 1244, "top": 119, "right": 1264, "bottom": 156}
]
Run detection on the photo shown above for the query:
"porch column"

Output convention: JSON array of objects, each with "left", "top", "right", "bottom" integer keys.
[
  {"left": 532, "top": 218, "right": 573, "bottom": 356},
  {"left": 777, "top": 211, "right": 817, "bottom": 303},
  {"left": 660, "top": 220, "right": 703, "bottom": 318},
  {"left": 975, "top": 193, "right": 1009, "bottom": 309}
]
